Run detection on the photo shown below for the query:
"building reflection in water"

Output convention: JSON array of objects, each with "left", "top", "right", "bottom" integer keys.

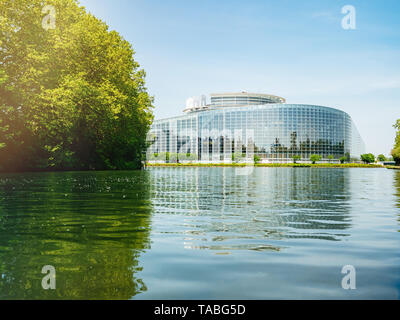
[
  {"left": 150, "top": 167, "right": 352, "bottom": 252},
  {"left": 0, "top": 171, "right": 152, "bottom": 299}
]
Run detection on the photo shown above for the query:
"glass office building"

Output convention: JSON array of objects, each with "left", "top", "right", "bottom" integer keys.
[{"left": 147, "top": 92, "right": 365, "bottom": 162}]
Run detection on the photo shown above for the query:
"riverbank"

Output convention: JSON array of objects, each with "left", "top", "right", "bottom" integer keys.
[
  {"left": 386, "top": 165, "right": 400, "bottom": 170},
  {"left": 148, "top": 163, "right": 385, "bottom": 168}
]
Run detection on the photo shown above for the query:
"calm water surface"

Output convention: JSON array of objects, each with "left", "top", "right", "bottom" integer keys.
[{"left": 0, "top": 167, "right": 399, "bottom": 299}]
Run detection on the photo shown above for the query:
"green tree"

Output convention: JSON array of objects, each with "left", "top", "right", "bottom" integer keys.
[
  {"left": 392, "top": 148, "right": 400, "bottom": 165},
  {"left": 254, "top": 155, "right": 261, "bottom": 164},
  {"left": 310, "top": 154, "right": 322, "bottom": 164},
  {"left": 361, "top": 153, "right": 375, "bottom": 164},
  {"left": 392, "top": 120, "right": 400, "bottom": 165},
  {"left": 327, "top": 155, "right": 334, "bottom": 163},
  {"left": 0, "top": 0, "right": 153, "bottom": 172},
  {"left": 339, "top": 156, "right": 347, "bottom": 164},
  {"left": 377, "top": 154, "right": 386, "bottom": 162},
  {"left": 292, "top": 155, "right": 301, "bottom": 164}
]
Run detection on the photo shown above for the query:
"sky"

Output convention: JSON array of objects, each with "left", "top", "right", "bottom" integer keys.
[{"left": 79, "top": 0, "right": 400, "bottom": 156}]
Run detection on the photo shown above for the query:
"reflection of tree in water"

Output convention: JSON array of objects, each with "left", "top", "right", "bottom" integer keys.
[
  {"left": 0, "top": 171, "right": 152, "bottom": 299},
  {"left": 150, "top": 167, "right": 352, "bottom": 251},
  {"left": 394, "top": 171, "right": 400, "bottom": 227}
]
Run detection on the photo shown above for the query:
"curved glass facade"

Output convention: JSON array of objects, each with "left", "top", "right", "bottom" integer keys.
[{"left": 147, "top": 95, "right": 365, "bottom": 163}]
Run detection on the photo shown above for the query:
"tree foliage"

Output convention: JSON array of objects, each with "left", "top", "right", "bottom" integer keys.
[
  {"left": 377, "top": 154, "right": 386, "bottom": 162},
  {"left": 0, "top": 0, "right": 153, "bottom": 172},
  {"left": 392, "top": 120, "right": 400, "bottom": 165},
  {"left": 339, "top": 156, "right": 347, "bottom": 164},
  {"left": 361, "top": 153, "right": 375, "bottom": 164},
  {"left": 292, "top": 155, "right": 301, "bottom": 163},
  {"left": 392, "top": 148, "right": 400, "bottom": 165},
  {"left": 310, "top": 154, "right": 322, "bottom": 164}
]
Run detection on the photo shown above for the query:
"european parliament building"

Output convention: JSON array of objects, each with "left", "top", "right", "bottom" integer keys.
[{"left": 147, "top": 92, "right": 365, "bottom": 163}]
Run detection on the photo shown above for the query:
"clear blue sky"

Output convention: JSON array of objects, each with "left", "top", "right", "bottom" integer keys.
[{"left": 79, "top": 0, "right": 400, "bottom": 156}]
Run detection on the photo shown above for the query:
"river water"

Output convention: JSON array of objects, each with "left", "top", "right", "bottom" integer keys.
[{"left": 0, "top": 167, "right": 399, "bottom": 299}]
